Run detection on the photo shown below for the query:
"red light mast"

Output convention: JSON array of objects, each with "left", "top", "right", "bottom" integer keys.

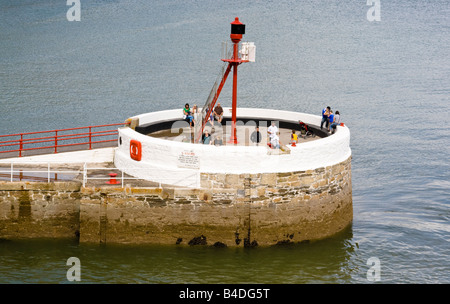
[
  {"left": 197, "top": 17, "right": 254, "bottom": 145},
  {"left": 225, "top": 17, "right": 247, "bottom": 144}
]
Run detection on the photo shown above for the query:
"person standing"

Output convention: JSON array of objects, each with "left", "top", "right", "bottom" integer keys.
[
  {"left": 290, "top": 130, "right": 298, "bottom": 145},
  {"left": 267, "top": 121, "right": 278, "bottom": 140},
  {"left": 192, "top": 105, "right": 202, "bottom": 141},
  {"left": 327, "top": 110, "right": 334, "bottom": 132},
  {"left": 320, "top": 106, "right": 331, "bottom": 130},
  {"left": 251, "top": 126, "right": 262, "bottom": 145}
]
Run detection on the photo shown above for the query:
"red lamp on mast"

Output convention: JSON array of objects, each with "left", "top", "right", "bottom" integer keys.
[{"left": 230, "top": 17, "right": 245, "bottom": 42}]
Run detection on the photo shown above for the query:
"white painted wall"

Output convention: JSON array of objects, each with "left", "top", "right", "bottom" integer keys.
[{"left": 114, "top": 108, "right": 351, "bottom": 187}]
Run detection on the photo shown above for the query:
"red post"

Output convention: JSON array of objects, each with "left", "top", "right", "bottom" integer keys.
[
  {"left": 106, "top": 172, "right": 120, "bottom": 185},
  {"left": 19, "top": 134, "right": 23, "bottom": 157},
  {"left": 89, "top": 126, "right": 92, "bottom": 150},
  {"left": 54, "top": 130, "right": 58, "bottom": 153},
  {"left": 229, "top": 42, "right": 239, "bottom": 144}
]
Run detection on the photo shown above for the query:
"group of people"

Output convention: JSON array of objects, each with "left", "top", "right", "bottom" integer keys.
[
  {"left": 182, "top": 103, "right": 342, "bottom": 147},
  {"left": 201, "top": 130, "right": 223, "bottom": 146},
  {"left": 183, "top": 102, "right": 224, "bottom": 128},
  {"left": 183, "top": 102, "right": 225, "bottom": 145},
  {"left": 320, "top": 106, "right": 341, "bottom": 134},
  {"left": 267, "top": 123, "right": 299, "bottom": 149},
  {"left": 250, "top": 122, "right": 282, "bottom": 149},
  {"left": 183, "top": 103, "right": 200, "bottom": 127}
]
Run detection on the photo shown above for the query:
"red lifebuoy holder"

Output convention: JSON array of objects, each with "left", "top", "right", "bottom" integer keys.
[{"left": 130, "top": 140, "right": 142, "bottom": 161}]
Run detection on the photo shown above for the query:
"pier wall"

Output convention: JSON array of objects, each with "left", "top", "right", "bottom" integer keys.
[
  {"left": 115, "top": 108, "right": 351, "bottom": 188},
  {"left": 0, "top": 156, "right": 352, "bottom": 246},
  {"left": 0, "top": 182, "right": 81, "bottom": 240}
]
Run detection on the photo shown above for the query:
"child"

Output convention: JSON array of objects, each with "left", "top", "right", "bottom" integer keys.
[{"left": 290, "top": 130, "right": 298, "bottom": 145}]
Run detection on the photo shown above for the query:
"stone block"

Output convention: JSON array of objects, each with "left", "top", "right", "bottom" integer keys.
[
  {"left": 260, "top": 173, "right": 277, "bottom": 186},
  {"left": 225, "top": 174, "right": 240, "bottom": 188}
]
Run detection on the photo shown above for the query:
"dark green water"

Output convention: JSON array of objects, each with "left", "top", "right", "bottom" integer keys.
[
  {"left": 0, "top": 0, "right": 449, "bottom": 283},
  {"left": 1, "top": 227, "right": 360, "bottom": 284}
]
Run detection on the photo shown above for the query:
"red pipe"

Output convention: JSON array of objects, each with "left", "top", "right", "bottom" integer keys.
[{"left": 229, "top": 42, "right": 239, "bottom": 144}]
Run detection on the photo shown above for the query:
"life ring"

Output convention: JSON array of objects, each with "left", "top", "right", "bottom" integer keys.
[{"left": 130, "top": 140, "right": 142, "bottom": 161}]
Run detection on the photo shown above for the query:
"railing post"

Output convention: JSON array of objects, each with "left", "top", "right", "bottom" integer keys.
[
  {"left": 54, "top": 130, "right": 58, "bottom": 153},
  {"left": 89, "top": 126, "right": 92, "bottom": 150},
  {"left": 48, "top": 163, "right": 50, "bottom": 183},
  {"left": 19, "top": 134, "right": 23, "bottom": 157},
  {"left": 10, "top": 163, "right": 13, "bottom": 182},
  {"left": 82, "top": 162, "right": 86, "bottom": 187}
]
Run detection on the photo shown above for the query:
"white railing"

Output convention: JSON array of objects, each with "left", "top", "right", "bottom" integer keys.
[
  {"left": 0, "top": 162, "right": 200, "bottom": 188},
  {"left": 81, "top": 165, "right": 200, "bottom": 188},
  {"left": 0, "top": 162, "right": 81, "bottom": 183}
]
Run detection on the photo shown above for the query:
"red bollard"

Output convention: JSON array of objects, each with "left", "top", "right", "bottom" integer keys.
[{"left": 106, "top": 172, "right": 120, "bottom": 184}]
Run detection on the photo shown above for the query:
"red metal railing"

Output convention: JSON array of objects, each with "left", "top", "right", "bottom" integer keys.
[{"left": 0, "top": 122, "right": 130, "bottom": 158}]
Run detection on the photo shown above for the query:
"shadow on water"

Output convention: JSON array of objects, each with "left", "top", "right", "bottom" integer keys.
[{"left": 0, "top": 225, "right": 359, "bottom": 284}]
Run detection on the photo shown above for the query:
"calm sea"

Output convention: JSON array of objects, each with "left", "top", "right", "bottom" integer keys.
[{"left": 0, "top": 0, "right": 448, "bottom": 284}]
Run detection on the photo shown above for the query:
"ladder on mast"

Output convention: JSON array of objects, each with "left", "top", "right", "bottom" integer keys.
[{"left": 195, "top": 44, "right": 234, "bottom": 143}]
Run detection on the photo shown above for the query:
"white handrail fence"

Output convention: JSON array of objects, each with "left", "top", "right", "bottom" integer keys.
[{"left": 0, "top": 162, "right": 200, "bottom": 188}]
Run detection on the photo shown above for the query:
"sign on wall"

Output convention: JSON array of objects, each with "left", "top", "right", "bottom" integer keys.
[{"left": 177, "top": 150, "right": 200, "bottom": 169}]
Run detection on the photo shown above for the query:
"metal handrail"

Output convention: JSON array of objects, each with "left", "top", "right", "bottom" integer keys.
[
  {"left": 0, "top": 122, "right": 130, "bottom": 157},
  {"left": 81, "top": 166, "right": 200, "bottom": 188},
  {"left": 0, "top": 162, "right": 200, "bottom": 188}
]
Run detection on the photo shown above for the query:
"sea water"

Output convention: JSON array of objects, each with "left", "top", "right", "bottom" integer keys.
[{"left": 0, "top": 0, "right": 448, "bottom": 283}]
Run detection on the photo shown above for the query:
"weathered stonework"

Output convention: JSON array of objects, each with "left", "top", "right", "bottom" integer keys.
[
  {"left": 0, "top": 181, "right": 81, "bottom": 240},
  {"left": 0, "top": 156, "right": 352, "bottom": 247}
]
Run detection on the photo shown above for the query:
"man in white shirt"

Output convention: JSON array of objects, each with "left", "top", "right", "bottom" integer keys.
[{"left": 267, "top": 121, "right": 278, "bottom": 140}]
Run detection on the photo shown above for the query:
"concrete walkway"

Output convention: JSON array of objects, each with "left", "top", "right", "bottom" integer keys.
[{"left": 0, "top": 147, "right": 115, "bottom": 164}]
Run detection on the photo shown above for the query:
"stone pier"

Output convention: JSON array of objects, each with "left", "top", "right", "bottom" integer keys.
[{"left": 0, "top": 156, "right": 351, "bottom": 247}]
